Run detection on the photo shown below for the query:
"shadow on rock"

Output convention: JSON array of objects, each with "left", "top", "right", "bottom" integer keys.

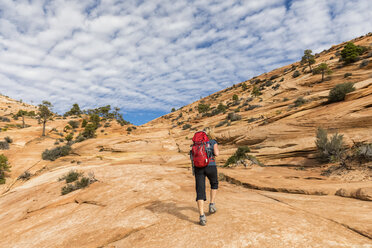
[{"left": 146, "top": 200, "right": 199, "bottom": 225}]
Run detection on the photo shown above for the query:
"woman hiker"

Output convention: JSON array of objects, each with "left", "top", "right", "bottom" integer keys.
[{"left": 191, "top": 127, "right": 219, "bottom": 226}]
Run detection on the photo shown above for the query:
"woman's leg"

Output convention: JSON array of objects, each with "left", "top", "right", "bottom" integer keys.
[
  {"left": 195, "top": 168, "right": 206, "bottom": 215},
  {"left": 206, "top": 166, "right": 218, "bottom": 212}
]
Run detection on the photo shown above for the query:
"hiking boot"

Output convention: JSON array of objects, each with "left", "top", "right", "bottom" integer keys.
[
  {"left": 199, "top": 214, "right": 206, "bottom": 226},
  {"left": 209, "top": 203, "right": 217, "bottom": 214}
]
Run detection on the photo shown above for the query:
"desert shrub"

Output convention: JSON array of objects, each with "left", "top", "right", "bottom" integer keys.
[
  {"left": 42, "top": 145, "right": 71, "bottom": 161},
  {"left": 182, "top": 124, "right": 191, "bottom": 130},
  {"left": 64, "top": 125, "right": 71, "bottom": 132},
  {"left": 18, "top": 171, "right": 31, "bottom": 181},
  {"left": 81, "top": 119, "right": 88, "bottom": 128},
  {"left": 224, "top": 146, "right": 251, "bottom": 166},
  {"left": 226, "top": 112, "right": 241, "bottom": 122},
  {"left": 198, "top": 103, "right": 210, "bottom": 113},
  {"left": 355, "top": 143, "right": 372, "bottom": 161},
  {"left": 4, "top": 136, "right": 12, "bottom": 143},
  {"left": 217, "top": 103, "right": 227, "bottom": 112},
  {"left": 359, "top": 59, "right": 369, "bottom": 68},
  {"left": 171, "top": 108, "right": 176, "bottom": 112},
  {"left": 59, "top": 170, "right": 81, "bottom": 183},
  {"left": 280, "top": 78, "right": 284, "bottom": 82},
  {"left": 0, "top": 141, "right": 9, "bottom": 150},
  {"left": 75, "top": 134, "right": 86, "bottom": 143},
  {"left": 292, "top": 70, "right": 300, "bottom": 78},
  {"left": 247, "top": 117, "right": 261, "bottom": 123},
  {"left": 270, "top": 74, "right": 279, "bottom": 80},
  {"left": 341, "top": 42, "right": 366, "bottom": 63},
  {"left": 272, "top": 84, "right": 280, "bottom": 90},
  {"left": 215, "top": 120, "right": 228, "bottom": 128},
  {"left": 0, "top": 116, "right": 10, "bottom": 122},
  {"left": 54, "top": 141, "right": 60, "bottom": 145},
  {"left": 82, "top": 123, "right": 96, "bottom": 138},
  {"left": 232, "top": 94, "right": 239, "bottom": 101},
  {"left": 68, "top": 120, "right": 79, "bottom": 129},
  {"left": 315, "top": 128, "right": 344, "bottom": 162},
  {"left": 328, "top": 82, "right": 355, "bottom": 103},
  {"left": 59, "top": 138, "right": 64, "bottom": 142},
  {"left": 241, "top": 83, "right": 248, "bottom": 90},
  {"left": 264, "top": 80, "right": 274, "bottom": 87},
  {"left": 343, "top": 72, "right": 352, "bottom": 78},
  {"left": 65, "top": 133, "right": 73, "bottom": 142},
  {"left": 104, "top": 122, "right": 111, "bottom": 128},
  {"left": 61, "top": 172, "right": 97, "bottom": 195},
  {"left": 294, "top": 96, "right": 306, "bottom": 107},
  {"left": 244, "top": 105, "right": 261, "bottom": 111},
  {"left": 127, "top": 127, "right": 132, "bottom": 132},
  {"left": 0, "top": 154, "right": 10, "bottom": 184}
]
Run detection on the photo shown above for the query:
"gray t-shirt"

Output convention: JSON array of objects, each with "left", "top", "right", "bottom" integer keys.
[{"left": 207, "top": 139, "right": 218, "bottom": 166}]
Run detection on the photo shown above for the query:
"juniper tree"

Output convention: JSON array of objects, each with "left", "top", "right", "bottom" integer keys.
[
  {"left": 316, "top": 63, "right": 332, "bottom": 81},
  {"left": 38, "top": 101, "right": 53, "bottom": 136},
  {"left": 16, "top": 110, "right": 28, "bottom": 128},
  {"left": 301, "top": 49, "right": 315, "bottom": 72}
]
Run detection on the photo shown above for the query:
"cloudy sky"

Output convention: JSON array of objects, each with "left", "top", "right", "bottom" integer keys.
[{"left": 0, "top": 0, "right": 371, "bottom": 125}]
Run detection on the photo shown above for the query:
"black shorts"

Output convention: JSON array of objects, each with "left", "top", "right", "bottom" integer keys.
[{"left": 194, "top": 166, "right": 219, "bottom": 201}]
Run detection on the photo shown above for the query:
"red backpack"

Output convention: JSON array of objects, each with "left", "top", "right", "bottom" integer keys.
[{"left": 191, "top": 131, "right": 210, "bottom": 168}]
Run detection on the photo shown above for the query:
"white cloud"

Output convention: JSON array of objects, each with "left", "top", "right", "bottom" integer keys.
[{"left": 0, "top": 0, "right": 371, "bottom": 124}]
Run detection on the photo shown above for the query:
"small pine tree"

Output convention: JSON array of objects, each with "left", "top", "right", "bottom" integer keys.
[
  {"left": 81, "top": 119, "right": 88, "bottom": 128},
  {"left": 315, "top": 63, "right": 332, "bottom": 81},
  {"left": 301, "top": 49, "right": 315, "bottom": 72},
  {"left": 38, "top": 101, "right": 53, "bottom": 136}
]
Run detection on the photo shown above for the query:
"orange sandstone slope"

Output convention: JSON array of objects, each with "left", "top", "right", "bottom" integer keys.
[
  {"left": 0, "top": 35, "right": 371, "bottom": 248},
  {"left": 147, "top": 33, "right": 372, "bottom": 169}
]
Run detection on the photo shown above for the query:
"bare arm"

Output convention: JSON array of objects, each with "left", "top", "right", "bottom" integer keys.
[{"left": 213, "top": 143, "right": 219, "bottom": 156}]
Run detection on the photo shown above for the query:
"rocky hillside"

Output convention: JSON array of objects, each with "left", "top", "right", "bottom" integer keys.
[{"left": 0, "top": 34, "right": 371, "bottom": 247}]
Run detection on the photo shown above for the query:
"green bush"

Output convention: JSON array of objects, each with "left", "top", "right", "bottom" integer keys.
[
  {"left": 224, "top": 146, "right": 251, "bottom": 166},
  {"left": 4, "top": 136, "right": 12, "bottom": 143},
  {"left": 42, "top": 145, "right": 71, "bottom": 161},
  {"left": 82, "top": 123, "right": 96, "bottom": 138},
  {"left": 315, "top": 128, "right": 344, "bottom": 162},
  {"left": 182, "top": 124, "right": 191, "bottom": 130},
  {"left": 61, "top": 172, "right": 97, "bottom": 195},
  {"left": 0, "top": 116, "right": 10, "bottom": 122},
  {"left": 227, "top": 112, "right": 241, "bottom": 122},
  {"left": 68, "top": 120, "right": 79, "bottom": 129},
  {"left": 0, "top": 154, "right": 10, "bottom": 184},
  {"left": 18, "top": 171, "right": 31, "bottom": 181},
  {"left": 294, "top": 96, "right": 306, "bottom": 107},
  {"left": 241, "top": 83, "right": 248, "bottom": 90},
  {"left": 343, "top": 72, "right": 352, "bottom": 78},
  {"left": 65, "top": 133, "right": 73, "bottom": 142},
  {"left": 75, "top": 134, "right": 86, "bottom": 143},
  {"left": 341, "top": 42, "right": 366, "bottom": 64},
  {"left": 251, "top": 85, "right": 261, "bottom": 97},
  {"left": 198, "top": 103, "right": 210, "bottom": 113},
  {"left": 81, "top": 119, "right": 88, "bottom": 128},
  {"left": 359, "top": 59, "right": 369, "bottom": 68},
  {"left": 0, "top": 141, "right": 9, "bottom": 150},
  {"left": 171, "top": 108, "right": 176, "bottom": 112},
  {"left": 292, "top": 70, "right": 301, "bottom": 78},
  {"left": 59, "top": 170, "right": 81, "bottom": 183},
  {"left": 215, "top": 120, "right": 228, "bottom": 128},
  {"left": 270, "top": 74, "right": 279, "bottom": 80},
  {"left": 232, "top": 94, "right": 239, "bottom": 101},
  {"left": 328, "top": 82, "right": 355, "bottom": 103}
]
